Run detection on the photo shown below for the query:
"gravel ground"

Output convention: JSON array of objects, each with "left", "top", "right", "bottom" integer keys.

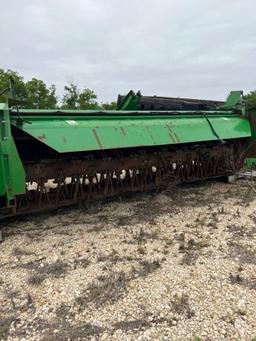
[{"left": 1, "top": 179, "right": 256, "bottom": 340}]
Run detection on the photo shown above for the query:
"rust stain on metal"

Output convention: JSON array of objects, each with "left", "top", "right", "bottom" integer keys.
[
  {"left": 37, "top": 134, "right": 46, "bottom": 141},
  {"left": 120, "top": 127, "right": 126, "bottom": 136},
  {"left": 166, "top": 125, "right": 176, "bottom": 143},
  {"left": 168, "top": 132, "right": 176, "bottom": 143},
  {"left": 173, "top": 132, "right": 180, "bottom": 143},
  {"left": 166, "top": 124, "right": 179, "bottom": 143},
  {"left": 150, "top": 134, "right": 156, "bottom": 144},
  {"left": 92, "top": 128, "right": 103, "bottom": 149}
]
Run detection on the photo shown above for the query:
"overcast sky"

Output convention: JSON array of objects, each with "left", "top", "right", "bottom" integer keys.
[{"left": 1, "top": 0, "right": 255, "bottom": 102}]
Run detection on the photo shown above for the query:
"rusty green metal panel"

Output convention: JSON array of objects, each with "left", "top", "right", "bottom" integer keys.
[
  {"left": 0, "top": 103, "right": 25, "bottom": 199},
  {"left": 11, "top": 110, "right": 251, "bottom": 153}
]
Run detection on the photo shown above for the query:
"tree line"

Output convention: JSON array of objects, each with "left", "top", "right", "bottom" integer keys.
[
  {"left": 1, "top": 68, "right": 255, "bottom": 110},
  {"left": 0, "top": 69, "right": 116, "bottom": 110}
]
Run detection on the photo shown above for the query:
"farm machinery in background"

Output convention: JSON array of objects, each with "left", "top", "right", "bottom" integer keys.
[
  {"left": 0, "top": 88, "right": 255, "bottom": 219},
  {"left": 117, "top": 91, "right": 224, "bottom": 111}
]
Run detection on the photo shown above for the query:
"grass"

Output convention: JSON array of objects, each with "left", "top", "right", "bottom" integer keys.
[
  {"left": 28, "top": 273, "right": 47, "bottom": 286},
  {"left": 218, "top": 206, "right": 227, "bottom": 214},
  {"left": 27, "top": 260, "right": 69, "bottom": 286},
  {"left": 194, "top": 337, "right": 202, "bottom": 341},
  {"left": 110, "top": 248, "right": 119, "bottom": 257},
  {"left": 137, "top": 245, "right": 146, "bottom": 255},
  {"left": 179, "top": 237, "right": 209, "bottom": 253},
  {"left": 134, "top": 226, "right": 160, "bottom": 244},
  {"left": 40, "top": 302, "right": 105, "bottom": 341},
  {"left": 229, "top": 272, "right": 256, "bottom": 290},
  {"left": 38, "top": 260, "right": 68, "bottom": 277},
  {"left": 170, "top": 293, "right": 195, "bottom": 319},
  {"left": 75, "top": 258, "right": 162, "bottom": 310},
  {"left": 76, "top": 271, "right": 127, "bottom": 308},
  {"left": 207, "top": 220, "right": 218, "bottom": 229},
  {"left": 12, "top": 247, "right": 34, "bottom": 257},
  {"left": 136, "top": 260, "right": 161, "bottom": 278},
  {"left": 163, "top": 236, "right": 174, "bottom": 246},
  {"left": 112, "top": 319, "right": 150, "bottom": 332},
  {"left": 181, "top": 251, "right": 199, "bottom": 266},
  {"left": 194, "top": 215, "right": 207, "bottom": 227},
  {"left": 73, "top": 258, "right": 90, "bottom": 269},
  {"left": 0, "top": 317, "right": 12, "bottom": 339},
  {"left": 112, "top": 316, "right": 169, "bottom": 332},
  {"left": 229, "top": 242, "right": 256, "bottom": 265},
  {"left": 135, "top": 227, "right": 146, "bottom": 244},
  {"left": 229, "top": 273, "right": 243, "bottom": 284},
  {"left": 236, "top": 308, "right": 247, "bottom": 316}
]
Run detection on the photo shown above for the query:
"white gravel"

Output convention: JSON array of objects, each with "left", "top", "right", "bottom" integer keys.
[{"left": 1, "top": 179, "right": 256, "bottom": 340}]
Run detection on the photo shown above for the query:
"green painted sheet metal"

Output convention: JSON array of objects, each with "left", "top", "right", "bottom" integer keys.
[
  {"left": 0, "top": 103, "right": 25, "bottom": 199},
  {"left": 11, "top": 111, "right": 251, "bottom": 153},
  {"left": 223, "top": 91, "right": 243, "bottom": 109}
]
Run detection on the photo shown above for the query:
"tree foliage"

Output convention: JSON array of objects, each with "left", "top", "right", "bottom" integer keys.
[
  {"left": 0, "top": 69, "right": 57, "bottom": 108},
  {"left": 0, "top": 68, "right": 116, "bottom": 110},
  {"left": 0, "top": 69, "right": 27, "bottom": 103},
  {"left": 62, "top": 83, "right": 98, "bottom": 110},
  {"left": 78, "top": 88, "right": 98, "bottom": 110},
  {"left": 245, "top": 91, "right": 256, "bottom": 110},
  {"left": 26, "top": 78, "right": 57, "bottom": 109},
  {"left": 61, "top": 83, "right": 79, "bottom": 109},
  {"left": 101, "top": 101, "right": 117, "bottom": 110}
]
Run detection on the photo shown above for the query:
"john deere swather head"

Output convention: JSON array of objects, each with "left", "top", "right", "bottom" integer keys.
[{"left": 0, "top": 88, "right": 255, "bottom": 219}]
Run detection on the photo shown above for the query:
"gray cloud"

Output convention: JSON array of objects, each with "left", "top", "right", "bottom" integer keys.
[{"left": 1, "top": 0, "right": 255, "bottom": 102}]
